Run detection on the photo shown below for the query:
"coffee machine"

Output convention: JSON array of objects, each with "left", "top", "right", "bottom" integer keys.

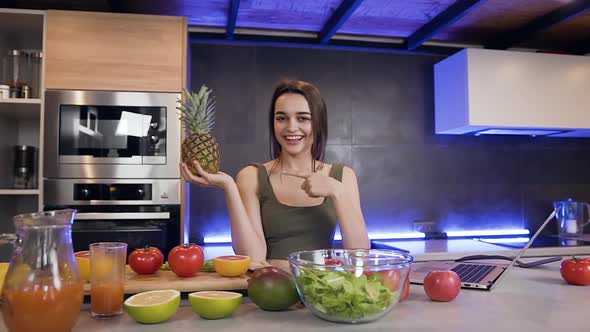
[{"left": 13, "top": 145, "right": 36, "bottom": 189}]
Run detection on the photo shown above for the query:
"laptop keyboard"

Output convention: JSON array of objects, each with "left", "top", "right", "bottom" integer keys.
[{"left": 451, "top": 264, "right": 496, "bottom": 284}]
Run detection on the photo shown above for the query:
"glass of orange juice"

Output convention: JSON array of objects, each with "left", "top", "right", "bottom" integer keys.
[{"left": 90, "top": 242, "right": 127, "bottom": 318}]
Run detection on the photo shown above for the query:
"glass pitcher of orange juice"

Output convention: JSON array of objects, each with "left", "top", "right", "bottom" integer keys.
[{"left": 0, "top": 209, "right": 84, "bottom": 332}]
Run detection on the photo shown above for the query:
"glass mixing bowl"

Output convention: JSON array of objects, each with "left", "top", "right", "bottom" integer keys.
[{"left": 288, "top": 249, "right": 413, "bottom": 324}]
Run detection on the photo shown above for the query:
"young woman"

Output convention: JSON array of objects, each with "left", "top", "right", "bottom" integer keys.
[{"left": 180, "top": 80, "right": 369, "bottom": 262}]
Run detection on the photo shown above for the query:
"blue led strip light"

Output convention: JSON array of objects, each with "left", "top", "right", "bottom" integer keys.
[{"left": 203, "top": 229, "right": 530, "bottom": 244}]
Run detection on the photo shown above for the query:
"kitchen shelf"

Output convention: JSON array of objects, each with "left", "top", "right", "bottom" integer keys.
[
  {"left": 0, "top": 189, "right": 40, "bottom": 195},
  {"left": 0, "top": 99, "right": 41, "bottom": 120}
]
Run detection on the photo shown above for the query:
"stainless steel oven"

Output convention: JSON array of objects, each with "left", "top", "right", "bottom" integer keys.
[
  {"left": 44, "top": 179, "right": 180, "bottom": 254},
  {"left": 44, "top": 90, "right": 180, "bottom": 179}
]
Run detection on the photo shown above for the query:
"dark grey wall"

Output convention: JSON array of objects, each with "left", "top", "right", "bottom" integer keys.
[{"left": 188, "top": 43, "right": 590, "bottom": 243}]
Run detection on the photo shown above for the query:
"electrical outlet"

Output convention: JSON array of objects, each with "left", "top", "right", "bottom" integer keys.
[{"left": 414, "top": 221, "right": 436, "bottom": 233}]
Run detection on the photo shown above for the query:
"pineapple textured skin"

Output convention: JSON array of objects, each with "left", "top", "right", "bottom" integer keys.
[{"left": 182, "top": 132, "right": 219, "bottom": 174}]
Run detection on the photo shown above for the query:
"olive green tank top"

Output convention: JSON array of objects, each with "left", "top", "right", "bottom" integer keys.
[{"left": 253, "top": 163, "right": 343, "bottom": 259}]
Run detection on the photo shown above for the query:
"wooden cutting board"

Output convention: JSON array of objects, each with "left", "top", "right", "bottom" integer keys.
[{"left": 83, "top": 266, "right": 249, "bottom": 295}]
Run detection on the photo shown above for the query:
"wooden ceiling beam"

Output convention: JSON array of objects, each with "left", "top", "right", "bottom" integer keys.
[
  {"left": 405, "top": 0, "right": 487, "bottom": 51},
  {"left": 190, "top": 33, "right": 457, "bottom": 56},
  {"left": 226, "top": 0, "right": 240, "bottom": 40},
  {"left": 485, "top": 0, "right": 590, "bottom": 49},
  {"left": 318, "top": 0, "right": 364, "bottom": 44}
]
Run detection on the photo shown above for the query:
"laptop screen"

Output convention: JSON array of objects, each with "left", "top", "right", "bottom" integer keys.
[{"left": 488, "top": 210, "right": 557, "bottom": 289}]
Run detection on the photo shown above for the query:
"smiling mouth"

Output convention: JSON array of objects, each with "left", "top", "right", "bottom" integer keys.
[{"left": 284, "top": 135, "right": 304, "bottom": 141}]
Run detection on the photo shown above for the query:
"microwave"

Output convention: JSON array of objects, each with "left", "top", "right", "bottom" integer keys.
[{"left": 44, "top": 90, "right": 181, "bottom": 179}]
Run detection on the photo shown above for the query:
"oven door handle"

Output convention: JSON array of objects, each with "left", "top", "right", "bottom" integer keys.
[{"left": 74, "top": 212, "right": 171, "bottom": 220}]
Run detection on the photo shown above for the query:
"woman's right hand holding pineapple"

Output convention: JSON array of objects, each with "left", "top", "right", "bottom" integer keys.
[{"left": 180, "top": 161, "right": 234, "bottom": 190}]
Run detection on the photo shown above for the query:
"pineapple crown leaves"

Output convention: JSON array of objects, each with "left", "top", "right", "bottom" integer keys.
[{"left": 177, "top": 85, "right": 216, "bottom": 134}]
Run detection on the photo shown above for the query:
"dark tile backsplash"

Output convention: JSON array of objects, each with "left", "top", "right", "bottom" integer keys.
[{"left": 188, "top": 43, "right": 590, "bottom": 242}]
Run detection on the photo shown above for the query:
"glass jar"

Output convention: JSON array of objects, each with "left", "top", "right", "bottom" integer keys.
[
  {"left": 2, "top": 50, "right": 28, "bottom": 88},
  {"left": 0, "top": 84, "right": 9, "bottom": 99},
  {"left": 28, "top": 51, "right": 42, "bottom": 98},
  {"left": 0, "top": 209, "right": 84, "bottom": 332}
]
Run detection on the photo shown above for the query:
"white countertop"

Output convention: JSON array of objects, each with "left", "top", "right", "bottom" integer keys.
[{"left": 8, "top": 257, "right": 582, "bottom": 332}]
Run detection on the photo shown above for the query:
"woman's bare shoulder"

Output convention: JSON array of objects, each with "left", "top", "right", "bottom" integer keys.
[
  {"left": 341, "top": 165, "right": 358, "bottom": 184},
  {"left": 236, "top": 162, "right": 272, "bottom": 188},
  {"left": 341, "top": 165, "right": 355, "bottom": 174},
  {"left": 234, "top": 168, "right": 257, "bottom": 199},
  {"left": 237, "top": 164, "right": 258, "bottom": 180}
]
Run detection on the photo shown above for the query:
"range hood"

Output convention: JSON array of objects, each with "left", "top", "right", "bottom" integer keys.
[{"left": 434, "top": 48, "right": 590, "bottom": 137}]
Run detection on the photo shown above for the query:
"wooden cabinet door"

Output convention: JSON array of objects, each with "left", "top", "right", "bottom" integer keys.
[{"left": 45, "top": 10, "right": 187, "bottom": 92}]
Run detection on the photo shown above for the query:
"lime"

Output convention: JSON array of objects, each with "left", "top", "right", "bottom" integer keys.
[
  {"left": 188, "top": 291, "right": 242, "bottom": 319},
  {"left": 124, "top": 289, "right": 180, "bottom": 324},
  {"left": 213, "top": 255, "right": 251, "bottom": 277}
]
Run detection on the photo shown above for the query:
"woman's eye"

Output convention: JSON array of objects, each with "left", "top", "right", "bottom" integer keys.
[
  {"left": 275, "top": 117, "right": 285, "bottom": 121},
  {"left": 298, "top": 116, "right": 311, "bottom": 121}
]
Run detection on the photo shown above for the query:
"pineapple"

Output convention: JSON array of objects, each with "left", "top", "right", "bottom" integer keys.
[{"left": 178, "top": 85, "right": 220, "bottom": 175}]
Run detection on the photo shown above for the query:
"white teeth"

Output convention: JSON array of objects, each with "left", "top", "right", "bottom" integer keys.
[{"left": 285, "top": 135, "right": 303, "bottom": 140}]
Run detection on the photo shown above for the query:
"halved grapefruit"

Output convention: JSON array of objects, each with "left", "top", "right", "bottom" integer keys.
[
  {"left": 213, "top": 255, "right": 250, "bottom": 277},
  {"left": 124, "top": 289, "right": 180, "bottom": 324},
  {"left": 74, "top": 251, "right": 90, "bottom": 282},
  {"left": 188, "top": 291, "right": 242, "bottom": 319}
]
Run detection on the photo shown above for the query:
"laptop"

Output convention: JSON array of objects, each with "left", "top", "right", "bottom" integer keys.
[{"left": 409, "top": 210, "right": 557, "bottom": 291}]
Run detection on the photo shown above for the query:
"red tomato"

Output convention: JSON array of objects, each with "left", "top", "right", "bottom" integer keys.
[
  {"left": 378, "top": 270, "right": 401, "bottom": 292},
  {"left": 423, "top": 270, "right": 461, "bottom": 302},
  {"left": 168, "top": 243, "right": 204, "bottom": 277},
  {"left": 363, "top": 269, "right": 410, "bottom": 302},
  {"left": 128, "top": 246, "right": 164, "bottom": 275},
  {"left": 324, "top": 259, "right": 342, "bottom": 266},
  {"left": 560, "top": 257, "right": 590, "bottom": 286}
]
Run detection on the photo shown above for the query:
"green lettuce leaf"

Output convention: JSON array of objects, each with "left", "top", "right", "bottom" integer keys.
[{"left": 298, "top": 269, "right": 397, "bottom": 320}]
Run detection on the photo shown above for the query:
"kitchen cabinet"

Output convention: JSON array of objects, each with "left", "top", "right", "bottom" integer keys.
[
  {"left": 0, "top": 9, "right": 189, "bottom": 260},
  {"left": 0, "top": 9, "right": 45, "bottom": 261},
  {"left": 45, "top": 10, "right": 187, "bottom": 92}
]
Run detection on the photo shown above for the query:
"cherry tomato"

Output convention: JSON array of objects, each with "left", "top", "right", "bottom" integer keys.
[
  {"left": 168, "top": 243, "right": 204, "bottom": 277},
  {"left": 423, "top": 270, "right": 461, "bottom": 302},
  {"left": 128, "top": 246, "right": 164, "bottom": 275},
  {"left": 324, "top": 259, "right": 342, "bottom": 266},
  {"left": 560, "top": 257, "right": 590, "bottom": 286}
]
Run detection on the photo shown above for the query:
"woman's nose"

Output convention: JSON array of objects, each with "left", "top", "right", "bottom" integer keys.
[{"left": 286, "top": 118, "right": 299, "bottom": 130}]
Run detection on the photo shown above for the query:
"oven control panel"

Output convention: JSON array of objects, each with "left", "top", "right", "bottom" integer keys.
[
  {"left": 74, "top": 183, "right": 152, "bottom": 201},
  {"left": 44, "top": 179, "right": 180, "bottom": 205}
]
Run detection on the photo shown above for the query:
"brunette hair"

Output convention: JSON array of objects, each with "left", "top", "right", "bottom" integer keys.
[{"left": 268, "top": 80, "right": 328, "bottom": 168}]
